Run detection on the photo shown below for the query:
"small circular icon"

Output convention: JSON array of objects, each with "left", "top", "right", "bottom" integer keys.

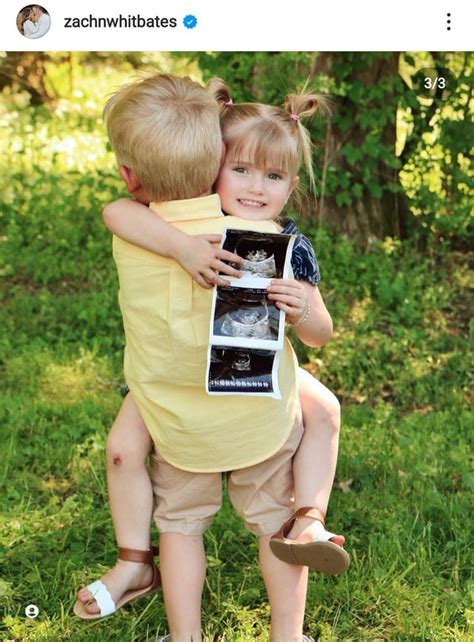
[
  {"left": 17, "top": 6, "right": 51, "bottom": 39},
  {"left": 412, "top": 67, "right": 457, "bottom": 101},
  {"left": 25, "top": 603, "right": 39, "bottom": 619},
  {"left": 183, "top": 14, "right": 197, "bottom": 29}
]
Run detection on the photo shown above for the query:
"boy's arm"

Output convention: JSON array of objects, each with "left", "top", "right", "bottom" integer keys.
[
  {"left": 103, "top": 199, "right": 242, "bottom": 289},
  {"left": 267, "top": 278, "right": 333, "bottom": 348}
]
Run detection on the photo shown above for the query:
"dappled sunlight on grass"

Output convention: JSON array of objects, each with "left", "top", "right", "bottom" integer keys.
[
  {"left": 41, "top": 475, "right": 73, "bottom": 494},
  {"left": 405, "top": 351, "right": 444, "bottom": 378},
  {"left": 3, "top": 347, "right": 119, "bottom": 406},
  {"left": 39, "top": 350, "right": 112, "bottom": 405},
  {"left": 68, "top": 431, "right": 108, "bottom": 490}
]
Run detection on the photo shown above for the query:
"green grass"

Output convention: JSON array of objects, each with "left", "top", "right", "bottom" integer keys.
[
  {"left": 1, "top": 232, "right": 471, "bottom": 640},
  {"left": 1, "top": 71, "right": 472, "bottom": 640}
]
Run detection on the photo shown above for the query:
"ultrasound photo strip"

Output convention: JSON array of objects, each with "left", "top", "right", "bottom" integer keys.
[
  {"left": 211, "top": 286, "right": 284, "bottom": 350},
  {"left": 206, "top": 346, "right": 281, "bottom": 398},
  {"left": 206, "top": 229, "right": 295, "bottom": 396},
  {"left": 218, "top": 228, "right": 295, "bottom": 286}
]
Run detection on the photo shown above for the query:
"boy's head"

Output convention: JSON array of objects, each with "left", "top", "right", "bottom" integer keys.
[{"left": 104, "top": 73, "right": 223, "bottom": 203}]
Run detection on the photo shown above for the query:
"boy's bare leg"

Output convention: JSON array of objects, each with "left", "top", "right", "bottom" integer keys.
[
  {"left": 259, "top": 535, "right": 308, "bottom": 641},
  {"left": 77, "top": 393, "right": 154, "bottom": 614},
  {"left": 289, "top": 368, "right": 344, "bottom": 544},
  {"left": 159, "top": 532, "right": 205, "bottom": 642},
  {"left": 107, "top": 393, "right": 153, "bottom": 548}
]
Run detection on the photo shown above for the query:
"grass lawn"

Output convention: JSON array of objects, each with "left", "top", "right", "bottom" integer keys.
[{"left": 0, "top": 174, "right": 472, "bottom": 640}]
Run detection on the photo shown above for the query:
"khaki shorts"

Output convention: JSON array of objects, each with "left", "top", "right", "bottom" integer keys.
[{"left": 150, "top": 411, "right": 303, "bottom": 537}]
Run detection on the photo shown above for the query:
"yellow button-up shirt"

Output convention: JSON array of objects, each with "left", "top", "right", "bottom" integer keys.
[{"left": 113, "top": 194, "right": 299, "bottom": 472}]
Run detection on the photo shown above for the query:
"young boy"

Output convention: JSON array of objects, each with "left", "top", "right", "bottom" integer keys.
[{"left": 83, "top": 73, "right": 310, "bottom": 641}]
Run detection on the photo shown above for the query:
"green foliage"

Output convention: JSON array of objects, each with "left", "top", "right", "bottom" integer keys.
[
  {"left": 179, "top": 51, "right": 473, "bottom": 245},
  {"left": 292, "top": 227, "right": 471, "bottom": 412},
  {"left": 1, "top": 52, "right": 472, "bottom": 641},
  {"left": 399, "top": 52, "right": 473, "bottom": 244}
]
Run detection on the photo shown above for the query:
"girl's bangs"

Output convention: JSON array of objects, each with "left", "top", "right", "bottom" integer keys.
[{"left": 227, "top": 122, "right": 298, "bottom": 176}]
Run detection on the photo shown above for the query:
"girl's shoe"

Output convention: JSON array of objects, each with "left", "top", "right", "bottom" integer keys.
[
  {"left": 303, "top": 636, "right": 315, "bottom": 642},
  {"left": 73, "top": 546, "right": 161, "bottom": 620},
  {"left": 270, "top": 507, "right": 350, "bottom": 575}
]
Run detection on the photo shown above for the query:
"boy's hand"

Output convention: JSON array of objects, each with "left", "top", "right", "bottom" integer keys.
[
  {"left": 267, "top": 278, "right": 308, "bottom": 325},
  {"left": 175, "top": 234, "right": 242, "bottom": 289}
]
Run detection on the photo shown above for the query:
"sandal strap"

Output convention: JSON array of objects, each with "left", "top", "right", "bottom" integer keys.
[
  {"left": 118, "top": 546, "right": 158, "bottom": 564},
  {"left": 272, "top": 507, "right": 326, "bottom": 540},
  {"left": 85, "top": 579, "right": 116, "bottom": 617},
  {"left": 293, "top": 507, "right": 325, "bottom": 525}
]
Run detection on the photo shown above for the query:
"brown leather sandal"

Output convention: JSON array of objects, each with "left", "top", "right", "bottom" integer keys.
[
  {"left": 270, "top": 507, "right": 350, "bottom": 575},
  {"left": 73, "top": 546, "right": 161, "bottom": 620}
]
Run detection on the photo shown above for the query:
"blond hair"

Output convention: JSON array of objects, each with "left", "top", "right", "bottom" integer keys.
[
  {"left": 208, "top": 78, "right": 330, "bottom": 191},
  {"left": 104, "top": 73, "right": 222, "bottom": 202}
]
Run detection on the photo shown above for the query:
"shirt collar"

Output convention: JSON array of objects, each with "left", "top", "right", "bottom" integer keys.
[{"left": 149, "top": 194, "right": 223, "bottom": 223}]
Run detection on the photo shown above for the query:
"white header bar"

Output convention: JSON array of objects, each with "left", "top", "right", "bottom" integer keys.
[{"left": 2, "top": 1, "right": 472, "bottom": 51}]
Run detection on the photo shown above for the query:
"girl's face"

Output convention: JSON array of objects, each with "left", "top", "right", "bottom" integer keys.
[{"left": 215, "top": 150, "right": 298, "bottom": 222}]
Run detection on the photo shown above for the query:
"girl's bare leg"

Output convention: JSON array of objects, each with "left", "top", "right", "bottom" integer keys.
[
  {"left": 289, "top": 367, "right": 344, "bottom": 544},
  {"left": 77, "top": 393, "right": 155, "bottom": 613}
]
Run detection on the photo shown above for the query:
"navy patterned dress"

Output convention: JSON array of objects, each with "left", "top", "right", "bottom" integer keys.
[{"left": 281, "top": 219, "right": 321, "bottom": 285}]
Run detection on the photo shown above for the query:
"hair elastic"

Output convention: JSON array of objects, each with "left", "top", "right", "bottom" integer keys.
[
  {"left": 225, "top": 98, "right": 234, "bottom": 106},
  {"left": 290, "top": 114, "right": 300, "bottom": 122}
]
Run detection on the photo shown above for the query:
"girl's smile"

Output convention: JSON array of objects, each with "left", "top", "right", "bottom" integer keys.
[
  {"left": 215, "top": 156, "right": 298, "bottom": 221},
  {"left": 238, "top": 198, "right": 266, "bottom": 208}
]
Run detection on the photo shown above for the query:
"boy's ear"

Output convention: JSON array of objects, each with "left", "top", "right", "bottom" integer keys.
[{"left": 119, "top": 165, "right": 142, "bottom": 194}]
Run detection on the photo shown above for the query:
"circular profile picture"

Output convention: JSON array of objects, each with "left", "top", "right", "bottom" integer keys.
[{"left": 17, "top": 5, "right": 51, "bottom": 39}]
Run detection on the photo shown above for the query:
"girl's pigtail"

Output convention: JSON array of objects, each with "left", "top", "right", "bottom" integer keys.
[
  {"left": 284, "top": 88, "right": 331, "bottom": 190},
  {"left": 207, "top": 77, "right": 233, "bottom": 113}
]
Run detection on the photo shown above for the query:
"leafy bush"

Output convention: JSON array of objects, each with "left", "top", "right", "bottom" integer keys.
[{"left": 0, "top": 52, "right": 471, "bottom": 641}]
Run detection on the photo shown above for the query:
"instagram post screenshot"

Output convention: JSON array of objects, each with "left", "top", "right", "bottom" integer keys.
[{"left": 0, "top": 1, "right": 472, "bottom": 640}]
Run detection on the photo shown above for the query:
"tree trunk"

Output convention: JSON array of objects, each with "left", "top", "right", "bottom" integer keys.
[{"left": 312, "top": 53, "right": 410, "bottom": 246}]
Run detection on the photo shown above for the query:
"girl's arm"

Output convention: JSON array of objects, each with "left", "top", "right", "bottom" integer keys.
[
  {"left": 103, "top": 199, "right": 241, "bottom": 289},
  {"left": 266, "top": 278, "right": 333, "bottom": 348}
]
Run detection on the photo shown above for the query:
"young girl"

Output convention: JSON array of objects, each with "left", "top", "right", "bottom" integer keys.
[{"left": 75, "top": 80, "right": 349, "bottom": 619}]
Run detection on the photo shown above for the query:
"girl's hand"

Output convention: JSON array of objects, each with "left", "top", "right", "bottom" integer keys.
[
  {"left": 267, "top": 278, "right": 308, "bottom": 325},
  {"left": 175, "top": 234, "right": 243, "bottom": 289}
]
